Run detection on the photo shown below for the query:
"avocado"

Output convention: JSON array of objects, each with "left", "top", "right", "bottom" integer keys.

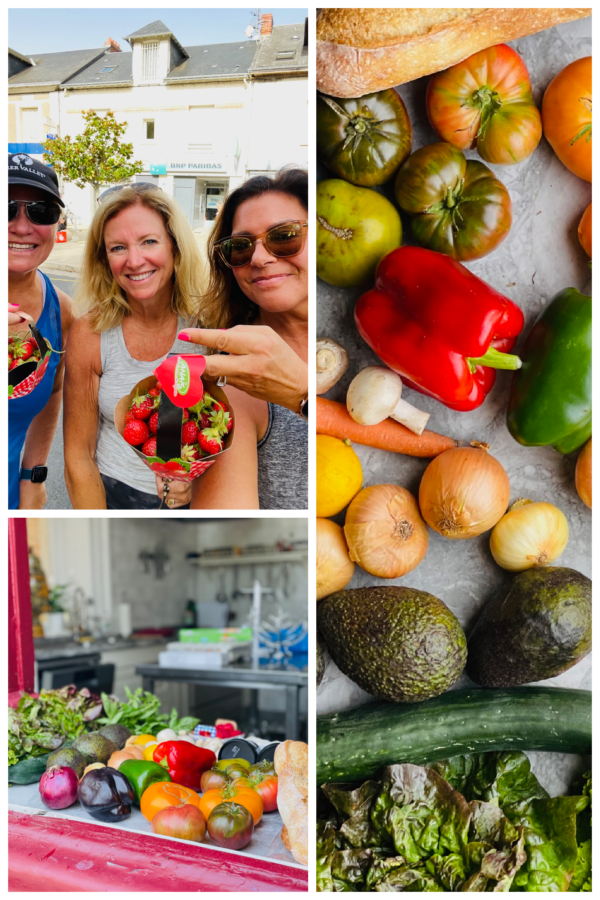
[
  {"left": 72, "top": 732, "right": 118, "bottom": 764},
  {"left": 317, "top": 586, "right": 467, "bottom": 703},
  {"left": 317, "top": 635, "right": 325, "bottom": 688},
  {"left": 97, "top": 724, "right": 132, "bottom": 750},
  {"left": 46, "top": 747, "right": 87, "bottom": 778},
  {"left": 467, "top": 566, "right": 591, "bottom": 688}
]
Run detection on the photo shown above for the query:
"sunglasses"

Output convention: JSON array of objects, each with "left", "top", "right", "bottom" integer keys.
[
  {"left": 8, "top": 200, "right": 62, "bottom": 226},
  {"left": 98, "top": 182, "right": 162, "bottom": 204},
  {"left": 215, "top": 220, "right": 308, "bottom": 268}
]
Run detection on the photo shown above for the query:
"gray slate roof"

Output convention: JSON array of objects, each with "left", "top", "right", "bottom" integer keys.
[
  {"left": 63, "top": 52, "right": 133, "bottom": 87},
  {"left": 124, "top": 18, "right": 188, "bottom": 58},
  {"left": 166, "top": 40, "right": 256, "bottom": 81},
  {"left": 249, "top": 23, "right": 308, "bottom": 73},
  {"left": 8, "top": 47, "right": 108, "bottom": 88}
]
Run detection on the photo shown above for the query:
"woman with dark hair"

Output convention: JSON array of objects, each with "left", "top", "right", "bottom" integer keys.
[{"left": 181, "top": 167, "right": 308, "bottom": 510}]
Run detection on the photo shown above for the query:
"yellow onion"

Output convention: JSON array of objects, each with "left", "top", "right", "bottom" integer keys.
[
  {"left": 419, "top": 442, "right": 510, "bottom": 539},
  {"left": 490, "top": 499, "right": 569, "bottom": 571},
  {"left": 575, "top": 439, "right": 592, "bottom": 509},
  {"left": 344, "top": 484, "right": 428, "bottom": 578},
  {"left": 317, "top": 517, "right": 355, "bottom": 600}
]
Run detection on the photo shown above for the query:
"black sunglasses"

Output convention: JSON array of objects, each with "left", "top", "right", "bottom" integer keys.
[
  {"left": 215, "top": 220, "right": 308, "bottom": 268},
  {"left": 8, "top": 200, "right": 62, "bottom": 226}
]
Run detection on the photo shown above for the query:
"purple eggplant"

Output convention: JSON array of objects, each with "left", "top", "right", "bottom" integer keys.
[{"left": 78, "top": 766, "right": 135, "bottom": 822}]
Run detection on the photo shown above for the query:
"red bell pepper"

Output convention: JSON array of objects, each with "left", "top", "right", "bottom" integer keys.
[
  {"left": 153, "top": 741, "right": 216, "bottom": 792},
  {"left": 355, "top": 246, "right": 524, "bottom": 411}
]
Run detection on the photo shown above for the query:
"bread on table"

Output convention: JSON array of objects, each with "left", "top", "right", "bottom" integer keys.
[
  {"left": 317, "top": 7, "right": 592, "bottom": 97},
  {"left": 274, "top": 740, "right": 308, "bottom": 866}
]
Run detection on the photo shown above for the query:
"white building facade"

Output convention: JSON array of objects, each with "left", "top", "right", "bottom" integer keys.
[{"left": 8, "top": 16, "right": 308, "bottom": 228}]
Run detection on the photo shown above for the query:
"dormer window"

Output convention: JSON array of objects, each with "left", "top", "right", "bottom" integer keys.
[{"left": 142, "top": 42, "right": 159, "bottom": 80}]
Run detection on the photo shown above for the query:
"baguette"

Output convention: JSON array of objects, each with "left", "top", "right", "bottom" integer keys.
[
  {"left": 274, "top": 740, "right": 308, "bottom": 866},
  {"left": 317, "top": 7, "right": 591, "bottom": 97}
]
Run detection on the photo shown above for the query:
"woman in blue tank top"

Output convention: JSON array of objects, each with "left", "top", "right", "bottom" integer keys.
[{"left": 8, "top": 154, "right": 75, "bottom": 510}]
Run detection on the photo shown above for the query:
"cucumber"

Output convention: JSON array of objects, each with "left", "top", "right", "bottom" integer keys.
[{"left": 317, "top": 687, "right": 591, "bottom": 784}]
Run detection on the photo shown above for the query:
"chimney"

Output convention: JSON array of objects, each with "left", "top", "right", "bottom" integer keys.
[
  {"left": 104, "top": 37, "right": 121, "bottom": 53},
  {"left": 260, "top": 13, "right": 273, "bottom": 36}
]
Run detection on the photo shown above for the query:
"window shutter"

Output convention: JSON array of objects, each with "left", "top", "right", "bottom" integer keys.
[{"left": 142, "top": 42, "right": 159, "bottom": 80}]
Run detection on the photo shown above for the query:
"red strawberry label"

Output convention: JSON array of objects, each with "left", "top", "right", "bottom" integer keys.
[{"left": 154, "top": 354, "right": 206, "bottom": 408}]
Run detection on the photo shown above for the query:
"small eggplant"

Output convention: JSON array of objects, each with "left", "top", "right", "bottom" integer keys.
[{"left": 78, "top": 766, "right": 135, "bottom": 822}]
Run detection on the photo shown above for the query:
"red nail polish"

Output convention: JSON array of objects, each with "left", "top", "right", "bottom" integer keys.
[{"left": 178, "top": 332, "right": 190, "bottom": 342}]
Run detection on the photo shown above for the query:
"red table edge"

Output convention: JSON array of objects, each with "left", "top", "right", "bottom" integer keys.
[{"left": 9, "top": 810, "right": 309, "bottom": 892}]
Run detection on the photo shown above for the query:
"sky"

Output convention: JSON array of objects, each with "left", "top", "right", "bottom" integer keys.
[{"left": 8, "top": 8, "right": 308, "bottom": 54}]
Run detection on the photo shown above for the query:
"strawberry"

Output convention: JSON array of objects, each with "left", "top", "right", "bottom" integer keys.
[
  {"left": 148, "top": 386, "right": 161, "bottom": 397},
  {"left": 183, "top": 408, "right": 190, "bottom": 423},
  {"left": 131, "top": 392, "right": 154, "bottom": 420},
  {"left": 181, "top": 443, "right": 199, "bottom": 462},
  {"left": 181, "top": 420, "right": 199, "bottom": 445},
  {"left": 123, "top": 420, "right": 150, "bottom": 446},
  {"left": 149, "top": 411, "right": 159, "bottom": 434},
  {"left": 210, "top": 406, "right": 233, "bottom": 434},
  {"left": 142, "top": 436, "right": 158, "bottom": 457},
  {"left": 198, "top": 412, "right": 211, "bottom": 429},
  {"left": 9, "top": 358, "right": 22, "bottom": 371},
  {"left": 155, "top": 381, "right": 162, "bottom": 392},
  {"left": 12, "top": 339, "right": 34, "bottom": 360},
  {"left": 198, "top": 428, "right": 223, "bottom": 456},
  {"left": 124, "top": 409, "right": 136, "bottom": 425}
]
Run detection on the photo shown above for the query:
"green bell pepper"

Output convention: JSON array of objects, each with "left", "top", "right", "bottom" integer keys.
[
  {"left": 507, "top": 287, "right": 591, "bottom": 453},
  {"left": 119, "top": 759, "right": 171, "bottom": 805}
]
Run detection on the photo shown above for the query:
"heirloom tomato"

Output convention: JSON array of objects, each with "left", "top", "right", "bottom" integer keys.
[
  {"left": 394, "top": 143, "right": 512, "bottom": 261},
  {"left": 578, "top": 203, "right": 592, "bottom": 258},
  {"left": 317, "top": 179, "right": 402, "bottom": 287},
  {"left": 207, "top": 802, "right": 254, "bottom": 850},
  {"left": 151, "top": 803, "right": 207, "bottom": 843},
  {"left": 427, "top": 43, "right": 542, "bottom": 165},
  {"left": 542, "top": 56, "right": 591, "bottom": 182},
  {"left": 317, "top": 89, "right": 412, "bottom": 186},
  {"left": 199, "top": 783, "right": 263, "bottom": 825}
]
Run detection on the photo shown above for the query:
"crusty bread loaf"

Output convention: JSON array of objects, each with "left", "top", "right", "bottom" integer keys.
[
  {"left": 317, "top": 8, "right": 591, "bottom": 97},
  {"left": 274, "top": 740, "right": 308, "bottom": 866}
]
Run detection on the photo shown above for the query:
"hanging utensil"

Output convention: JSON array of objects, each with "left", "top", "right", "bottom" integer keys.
[{"left": 215, "top": 566, "right": 228, "bottom": 603}]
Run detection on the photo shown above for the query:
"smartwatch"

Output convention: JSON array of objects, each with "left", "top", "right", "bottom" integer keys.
[
  {"left": 20, "top": 466, "right": 48, "bottom": 484},
  {"left": 299, "top": 397, "right": 308, "bottom": 421}
]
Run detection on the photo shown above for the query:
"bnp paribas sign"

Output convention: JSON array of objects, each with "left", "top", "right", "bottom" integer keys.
[{"left": 150, "top": 162, "right": 225, "bottom": 174}]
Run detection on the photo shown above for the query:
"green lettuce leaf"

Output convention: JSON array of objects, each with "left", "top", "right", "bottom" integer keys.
[{"left": 511, "top": 795, "right": 587, "bottom": 892}]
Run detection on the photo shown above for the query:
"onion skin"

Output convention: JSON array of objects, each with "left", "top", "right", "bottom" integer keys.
[
  {"left": 317, "top": 518, "right": 355, "bottom": 600},
  {"left": 39, "top": 765, "right": 79, "bottom": 809},
  {"left": 419, "top": 444, "right": 510, "bottom": 539},
  {"left": 490, "top": 500, "right": 569, "bottom": 571},
  {"left": 345, "top": 484, "right": 428, "bottom": 578},
  {"left": 575, "top": 439, "right": 592, "bottom": 509}
]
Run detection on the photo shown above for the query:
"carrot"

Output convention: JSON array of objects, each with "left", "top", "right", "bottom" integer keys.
[{"left": 316, "top": 397, "right": 457, "bottom": 458}]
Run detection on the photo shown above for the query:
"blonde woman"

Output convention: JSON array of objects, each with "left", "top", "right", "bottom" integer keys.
[{"left": 63, "top": 184, "right": 259, "bottom": 509}]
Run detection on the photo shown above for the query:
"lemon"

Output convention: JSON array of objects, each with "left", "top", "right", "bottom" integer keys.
[
  {"left": 142, "top": 743, "right": 159, "bottom": 760},
  {"left": 317, "top": 435, "right": 363, "bottom": 517}
]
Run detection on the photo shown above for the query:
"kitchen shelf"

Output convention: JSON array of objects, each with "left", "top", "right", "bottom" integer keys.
[{"left": 187, "top": 551, "right": 307, "bottom": 567}]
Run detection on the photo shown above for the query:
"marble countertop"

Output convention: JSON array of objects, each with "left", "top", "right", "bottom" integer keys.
[{"left": 317, "top": 18, "right": 591, "bottom": 797}]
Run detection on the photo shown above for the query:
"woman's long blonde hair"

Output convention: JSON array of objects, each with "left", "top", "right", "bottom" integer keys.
[{"left": 78, "top": 186, "right": 205, "bottom": 332}]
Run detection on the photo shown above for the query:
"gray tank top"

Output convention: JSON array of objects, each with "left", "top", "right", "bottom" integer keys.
[
  {"left": 257, "top": 403, "right": 308, "bottom": 510},
  {"left": 96, "top": 317, "right": 204, "bottom": 495}
]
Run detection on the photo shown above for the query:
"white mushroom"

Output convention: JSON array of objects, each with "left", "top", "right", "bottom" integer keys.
[
  {"left": 346, "top": 366, "right": 430, "bottom": 435},
  {"left": 317, "top": 338, "right": 349, "bottom": 394}
]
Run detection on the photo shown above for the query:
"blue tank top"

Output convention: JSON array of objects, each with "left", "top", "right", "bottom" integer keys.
[{"left": 9, "top": 271, "right": 62, "bottom": 509}]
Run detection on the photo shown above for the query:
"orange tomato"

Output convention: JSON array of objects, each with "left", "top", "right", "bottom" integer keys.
[
  {"left": 140, "top": 781, "right": 201, "bottom": 823},
  {"left": 579, "top": 203, "right": 592, "bottom": 257},
  {"left": 199, "top": 784, "right": 263, "bottom": 826},
  {"left": 542, "top": 57, "right": 592, "bottom": 182}
]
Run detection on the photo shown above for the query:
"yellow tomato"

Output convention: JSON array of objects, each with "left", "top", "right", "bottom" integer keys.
[{"left": 143, "top": 743, "right": 159, "bottom": 761}]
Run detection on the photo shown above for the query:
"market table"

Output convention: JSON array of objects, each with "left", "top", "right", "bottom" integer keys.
[
  {"left": 137, "top": 660, "right": 308, "bottom": 740},
  {"left": 8, "top": 782, "right": 308, "bottom": 892},
  {"left": 317, "top": 16, "right": 591, "bottom": 800}
]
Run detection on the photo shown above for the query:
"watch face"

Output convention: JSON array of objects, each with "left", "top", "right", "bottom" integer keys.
[{"left": 31, "top": 466, "right": 48, "bottom": 483}]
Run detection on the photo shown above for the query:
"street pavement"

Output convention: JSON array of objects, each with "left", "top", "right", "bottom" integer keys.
[{"left": 39, "top": 269, "right": 79, "bottom": 510}]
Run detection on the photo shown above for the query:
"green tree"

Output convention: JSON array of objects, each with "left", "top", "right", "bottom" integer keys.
[{"left": 42, "top": 110, "right": 143, "bottom": 203}]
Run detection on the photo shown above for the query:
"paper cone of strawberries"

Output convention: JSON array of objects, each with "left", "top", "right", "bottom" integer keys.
[
  {"left": 9, "top": 322, "right": 56, "bottom": 399},
  {"left": 114, "top": 354, "right": 234, "bottom": 484}
]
